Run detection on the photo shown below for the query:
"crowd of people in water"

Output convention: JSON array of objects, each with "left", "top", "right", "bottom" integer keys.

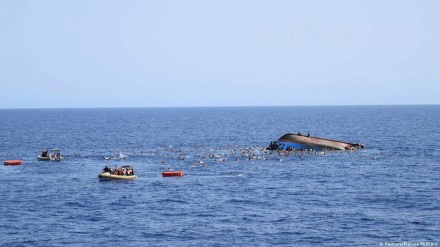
[
  {"left": 94, "top": 140, "right": 372, "bottom": 175},
  {"left": 267, "top": 141, "right": 283, "bottom": 151},
  {"left": 141, "top": 142, "right": 366, "bottom": 168},
  {"left": 102, "top": 165, "right": 134, "bottom": 176}
]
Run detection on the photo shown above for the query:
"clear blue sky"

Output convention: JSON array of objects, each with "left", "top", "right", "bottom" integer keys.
[{"left": 1, "top": 1, "right": 439, "bottom": 108}]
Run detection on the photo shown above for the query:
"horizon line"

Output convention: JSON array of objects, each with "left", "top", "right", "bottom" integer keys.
[{"left": 1, "top": 103, "right": 439, "bottom": 110}]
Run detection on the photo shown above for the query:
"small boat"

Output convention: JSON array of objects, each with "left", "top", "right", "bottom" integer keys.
[
  {"left": 37, "top": 149, "right": 62, "bottom": 161},
  {"left": 98, "top": 165, "right": 136, "bottom": 180},
  {"left": 98, "top": 173, "right": 137, "bottom": 180},
  {"left": 269, "top": 133, "right": 364, "bottom": 151},
  {"left": 162, "top": 171, "right": 185, "bottom": 177},
  {"left": 4, "top": 160, "right": 23, "bottom": 166}
]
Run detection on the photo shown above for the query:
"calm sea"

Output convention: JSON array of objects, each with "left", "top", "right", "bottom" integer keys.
[{"left": 0, "top": 106, "right": 439, "bottom": 246}]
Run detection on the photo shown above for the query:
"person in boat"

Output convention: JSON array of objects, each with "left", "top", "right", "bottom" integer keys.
[
  {"left": 129, "top": 166, "right": 134, "bottom": 175},
  {"left": 103, "top": 166, "right": 111, "bottom": 173}
]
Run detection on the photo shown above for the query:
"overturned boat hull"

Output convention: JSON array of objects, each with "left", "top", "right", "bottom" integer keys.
[{"left": 274, "top": 133, "right": 363, "bottom": 151}]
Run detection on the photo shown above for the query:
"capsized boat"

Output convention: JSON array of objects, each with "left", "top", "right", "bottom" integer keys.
[
  {"left": 98, "top": 165, "right": 136, "bottom": 180},
  {"left": 268, "top": 133, "right": 364, "bottom": 151},
  {"left": 37, "top": 149, "right": 62, "bottom": 161}
]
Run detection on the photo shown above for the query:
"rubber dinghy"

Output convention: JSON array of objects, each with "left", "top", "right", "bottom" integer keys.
[
  {"left": 98, "top": 173, "right": 137, "bottom": 180},
  {"left": 98, "top": 165, "right": 136, "bottom": 180},
  {"left": 269, "top": 133, "right": 364, "bottom": 151}
]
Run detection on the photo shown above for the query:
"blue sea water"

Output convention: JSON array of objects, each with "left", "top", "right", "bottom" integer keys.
[{"left": 0, "top": 106, "right": 439, "bottom": 247}]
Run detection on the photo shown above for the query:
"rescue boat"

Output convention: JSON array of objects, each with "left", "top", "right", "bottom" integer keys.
[
  {"left": 98, "top": 173, "right": 137, "bottom": 180},
  {"left": 37, "top": 149, "right": 62, "bottom": 161},
  {"left": 98, "top": 165, "right": 136, "bottom": 180}
]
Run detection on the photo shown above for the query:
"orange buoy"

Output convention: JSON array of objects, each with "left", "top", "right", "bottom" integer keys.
[
  {"left": 162, "top": 171, "right": 184, "bottom": 177},
  {"left": 4, "top": 160, "right": 23, "bottom": 166}
]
